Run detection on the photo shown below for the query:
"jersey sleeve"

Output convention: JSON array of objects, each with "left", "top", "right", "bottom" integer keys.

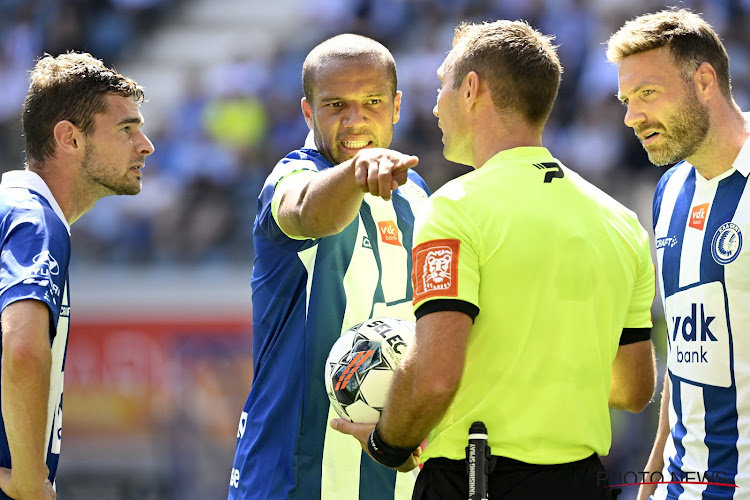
[
  {"left": 255, "top": 159, "right": 318, "bottom": 246},
  {"left": 411, "top": 190, "right": 481, "bottom": 317},
  {"left": 624, "top": 222, "right": 655, "bottom": 329},
  {"left": 0, "top": 207, "right": 70, "bottom": 329}
]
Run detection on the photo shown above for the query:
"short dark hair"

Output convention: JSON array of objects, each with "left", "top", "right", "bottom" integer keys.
[
  {"left": 606, "top": 8, "right": 732, "bottom": 98},
  {"left": 302, "top": 34, "right": 397, "bottom": 104},
  {"left": 23, "top": 52, "right": 145, "bottom": 163},
  {"left": 449, "top": 20, "right": 562, "bottom": 126}
]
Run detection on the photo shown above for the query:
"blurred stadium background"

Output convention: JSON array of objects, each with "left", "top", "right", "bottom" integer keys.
[{"left": 2, "top": 0, "right": 749, "bottom": 498}]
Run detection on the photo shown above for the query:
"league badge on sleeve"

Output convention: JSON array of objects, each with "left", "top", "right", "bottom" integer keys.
[{"left": 411, "top": 239, "right": 460, "bottom": 303}]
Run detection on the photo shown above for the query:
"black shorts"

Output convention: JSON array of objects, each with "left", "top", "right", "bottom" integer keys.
[{"left": 412, "top": 453, "right": 619, "bottom": 500}]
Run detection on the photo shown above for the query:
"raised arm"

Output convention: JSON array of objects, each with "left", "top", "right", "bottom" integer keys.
[{"left": 276, "top": 148, "right": 418, "bottom": 239}]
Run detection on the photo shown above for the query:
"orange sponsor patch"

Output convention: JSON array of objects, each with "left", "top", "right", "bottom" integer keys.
[
  {"left": 411, "top": 239, "right": 460, "bottom": 304},
  {"left": 689, "top": 203, "right": 709, "bottom": 231},
  {"left": 378, "top": 220, "right": 401, "bottom": 246}
]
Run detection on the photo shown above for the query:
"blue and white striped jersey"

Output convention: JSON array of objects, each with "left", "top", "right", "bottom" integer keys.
[
  {"left": 653, "top": 139, "right": 750, "bottom": 499},
  {"left": 229, "top": 139, "right": 430, "bottom": 500},
  {"left": 0, "top": 170, "right": 71, "bottom": 498}
]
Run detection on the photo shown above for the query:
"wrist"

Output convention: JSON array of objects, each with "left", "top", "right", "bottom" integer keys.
[{"left": 367, "top": 424, "right": 414, "bottom": 468}]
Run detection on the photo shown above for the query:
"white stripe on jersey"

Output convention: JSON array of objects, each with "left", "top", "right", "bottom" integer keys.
[
  {"left": 316, "top": 187, "right": 424, "bottom": 500},
  {"left": 298, "top": 245, "right": 319, "bottom": 317},
  {"left": 45, "top": 283, "right": 69, "bottom": 456},
  {"left": 679, "top": 382, "right": 709, "bottom": 498}
]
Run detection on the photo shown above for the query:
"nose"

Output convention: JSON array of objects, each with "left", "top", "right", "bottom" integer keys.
[
  {"left": 342, "top": 103, "right": 367, "bottom": 127},
  {"left": 137, "top": 130, "right": 155, "bottom": 156},
  {"left": 433, "top": 102, "right": 438, "bottom": 118},
  {"left": 623, "top": 103, "right": 645, "bottom": 129}
]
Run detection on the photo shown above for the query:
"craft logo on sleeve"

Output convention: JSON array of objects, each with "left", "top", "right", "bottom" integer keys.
[
  {"left": 412, "top": 239, "right": 460, "bottom": 302},
  {"left": 689, "top": 203, "right": 710, "bottom": 231},
  {"left": 377, "top": 220, "right": 401, "bottom": 246}
]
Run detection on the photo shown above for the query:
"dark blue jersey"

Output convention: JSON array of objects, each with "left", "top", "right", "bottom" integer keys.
[{"left": 229, "top": 142, "right": 429, "bottom": 500}]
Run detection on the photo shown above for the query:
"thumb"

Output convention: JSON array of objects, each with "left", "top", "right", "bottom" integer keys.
[{"left": 329, "top": 418, "right": 353, "bottom": 436}]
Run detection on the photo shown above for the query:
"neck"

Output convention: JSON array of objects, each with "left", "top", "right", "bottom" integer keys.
[
  {"left": 471, "top": 115, "right": 543, "bottom": 169},
  {"left": 29, "top": 162, "right": 100, "bottom": 225},
  {"left": 687, "top": 102, "right": 748, "bottom": 180}
]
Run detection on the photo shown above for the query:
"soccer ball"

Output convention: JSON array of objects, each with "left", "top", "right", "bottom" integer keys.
[{"left": 324, "top": 317, "right": 416, "bottom": 423}]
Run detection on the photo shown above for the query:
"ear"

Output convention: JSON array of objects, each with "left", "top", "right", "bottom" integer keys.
[
  {"left": 52, "top": 120, "right": 83, "bottom": 157},
  {"left": 464, "top": 71, "right": 480, "bottom": 111},
  {"left": 301, "top": 97, "right": 314, "bottom": 129},
  {"left": 694, "top": 62, "right": 718, "bottom": 102},
  {"left": 392, "top": 90, "right": 402, "bottom": 125}
]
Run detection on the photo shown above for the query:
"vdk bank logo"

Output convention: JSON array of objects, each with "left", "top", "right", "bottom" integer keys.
[
  {"left": 671, "top": 303, "right": 717, "bottom": 364},
  {"left": 689, "top": 203, "right": 710, "bottom": 231},
  {"left": 666, "top": 282, "right": 730, "bottom": 387}
]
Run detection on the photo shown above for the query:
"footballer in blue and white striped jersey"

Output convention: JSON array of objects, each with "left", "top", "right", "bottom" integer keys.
[
  {"left": 0, "top": 170, "right": 71, "bottom": 498},
  {"left": 228, "top": 129, "right": 429, "bottom": 499},
  {"left": 653, "top": 138, "right": 750, "bottom": 499}
]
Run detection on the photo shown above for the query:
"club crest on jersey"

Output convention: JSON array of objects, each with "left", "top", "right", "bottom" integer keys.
[
  {"left": 689, "top": 203, "right": 710, "bottom": 231},
  {"left": 412, "top": 239, "right": 460, "bottom": 303},
  {"left": 711, "top": 222, "right": 742, "bottom": 265},
  {"left": 377, "top": 221, "right": 401, "bottom": 246}
]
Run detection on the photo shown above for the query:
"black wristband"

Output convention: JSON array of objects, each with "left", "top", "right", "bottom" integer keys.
[{"left": 367, "top": 424, "right": 415, "bottom": 468}]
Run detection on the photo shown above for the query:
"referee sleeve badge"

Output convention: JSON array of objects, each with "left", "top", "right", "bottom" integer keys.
[{"left": 412, "top": 239, "right": 460, "bottom": 304}]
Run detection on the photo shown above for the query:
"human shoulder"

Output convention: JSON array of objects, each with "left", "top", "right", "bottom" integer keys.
[
  {"left": 265, "top": 148, "right": 329, "bottom": 185},
  {"left": 0, "top": 187, "right": 68, "bottom": 239}
]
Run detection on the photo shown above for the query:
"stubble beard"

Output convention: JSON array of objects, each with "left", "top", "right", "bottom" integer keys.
[
  {"left": 643, "top": 89, "right": 710, "bottom": 167},
  {"left": 82, "top": 144, "right": 141, "bottom": 197}
]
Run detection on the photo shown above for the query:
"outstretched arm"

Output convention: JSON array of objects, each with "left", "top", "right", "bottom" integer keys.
[{"left": 276, "top": 148, "right": 418, "bottom": 239}]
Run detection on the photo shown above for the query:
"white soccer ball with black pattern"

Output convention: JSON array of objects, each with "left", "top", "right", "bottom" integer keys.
[{"left": 324, "top": 317, "right": 416, "bottom": 423}]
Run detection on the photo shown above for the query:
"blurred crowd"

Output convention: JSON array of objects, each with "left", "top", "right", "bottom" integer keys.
[{"left": 2, "top": 0, "right": 750, "bottom": 267}]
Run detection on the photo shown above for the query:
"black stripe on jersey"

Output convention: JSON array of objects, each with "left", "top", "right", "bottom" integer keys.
[
  {"left": 415, "top": 299, "right": 479, "bottom": 322},
  {"left": 619, "top": 327, "right": 651, "bottom": 346}
]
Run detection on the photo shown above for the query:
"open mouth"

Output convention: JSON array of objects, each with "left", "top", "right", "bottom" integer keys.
[{"left": 341, "top": 140, "right": 372, "bottom": 149}]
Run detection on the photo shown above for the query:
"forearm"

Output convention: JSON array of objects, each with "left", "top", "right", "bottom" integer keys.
[
  {"left": 637, "top": 376, "right": 671, "bottom": 500},
  {"left": 646, "top": 375, "right": 670, "bottom": 470},
  {"left": 2, "top": 343, "right": 51, "bottom": 490},
  {"left": 1, "top": 302, "right": 52, "bottom": 495},
  {"left": 609, "top": 340, "right": 656, "bottom": 412},
  {"left": 279, "top": 158, "right": 364, "bottom": 238},
  {"left": 378, "top": 311, "right": 471, "bottom": 449},
  {"left": 378, "top": 355, "right": 455, "bottom": 449}
]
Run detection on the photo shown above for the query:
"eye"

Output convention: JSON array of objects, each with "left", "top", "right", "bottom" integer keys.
[
  {"left": 327, "top": 101, "right": 343, "bottom": 108},
  {"left": 367, "top": 99, "right": 381, "bottom": 105}
]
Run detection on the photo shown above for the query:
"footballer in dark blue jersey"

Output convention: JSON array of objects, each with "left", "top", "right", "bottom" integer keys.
[{"left": 0, "top": 52, "right": 153, "bottom": 499}]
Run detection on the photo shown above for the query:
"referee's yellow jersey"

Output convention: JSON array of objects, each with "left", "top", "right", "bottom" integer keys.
[{"left": 411, "top": 147, "right": 654, "bottom": 465}]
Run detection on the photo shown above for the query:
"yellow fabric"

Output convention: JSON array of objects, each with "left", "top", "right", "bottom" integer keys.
[{"left": 412, "top": 147, "right": 654, "bottom": 464}]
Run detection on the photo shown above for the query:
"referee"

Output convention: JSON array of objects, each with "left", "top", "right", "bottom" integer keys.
[{"left": 332, "top": 20, "right": 656, "bottom": 499}]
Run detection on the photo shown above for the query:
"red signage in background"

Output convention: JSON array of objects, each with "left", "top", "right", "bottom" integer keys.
[{"left": 64, "top": 319, "right": 253, "bottom": 438}]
